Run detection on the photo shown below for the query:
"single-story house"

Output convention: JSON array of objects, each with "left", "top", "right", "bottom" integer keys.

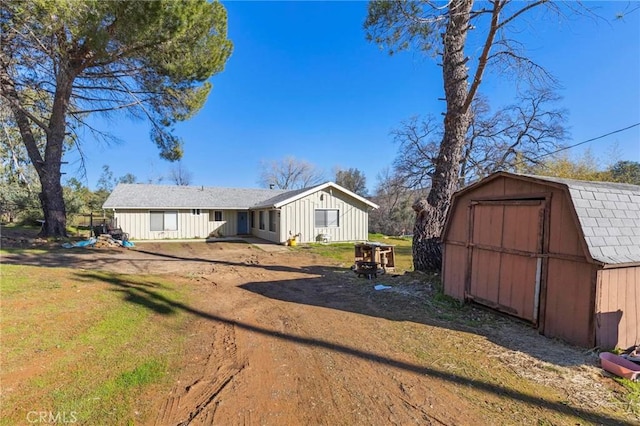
[
  {"left": 442, "top": 171, "right": 640, "bottom": 349},
  {"left": 102, "top": 182, "right": 378, "bottom": 244}
]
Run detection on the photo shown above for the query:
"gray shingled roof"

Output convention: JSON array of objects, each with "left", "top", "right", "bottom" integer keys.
[
  {"left": 524, "top": 174, "right": 640, "bottom": 265},
  {"left": 253, "top": 186, "right": 316, "bottom": 208},
  {"left": 102, "top": 184, "right": 290, "bottom": 209}
]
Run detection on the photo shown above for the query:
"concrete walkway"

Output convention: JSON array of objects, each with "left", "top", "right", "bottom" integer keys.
[
  {"left": 234, "top": 236, "right": 291, "bottom": 253},
  {"left": 133, "top": 236, "right": 291, "bottom": 253}
]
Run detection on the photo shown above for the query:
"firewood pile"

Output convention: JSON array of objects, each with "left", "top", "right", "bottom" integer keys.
[{"left": 94, "top": 234, "right": 124, "bottom": 248}]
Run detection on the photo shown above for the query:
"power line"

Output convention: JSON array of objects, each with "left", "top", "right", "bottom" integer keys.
[{"left": 530, "top": 122, "right": 640, "bottom": 162}]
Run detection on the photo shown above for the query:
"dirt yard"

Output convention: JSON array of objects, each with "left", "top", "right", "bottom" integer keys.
[{"left": 2, "top": 232, "right": 638, "bottom": 425}]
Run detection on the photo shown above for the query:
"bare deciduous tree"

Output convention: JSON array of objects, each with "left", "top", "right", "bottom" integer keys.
[
  {"left": 258, "top": 156, "right": 325, "bottom": 189},
  {"left": 366, "top": 0, "right": 580, "bottom": 271},
  {"left": 391, "top": 115, "right": 441, "bottom": 191},
  {"left": 392, "top": 89, "right": 567, "bottom": 191},
  {"left": 462, "top": 90, "right": 567, "bottom": 183},
  {"left": 169, "top": 161, "right": 193, "bottom": 186}
]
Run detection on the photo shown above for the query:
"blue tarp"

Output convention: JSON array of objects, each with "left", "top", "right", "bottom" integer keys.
[
  {"left": 62, "top": 237, "right": 134, "bottom": 248},
  {"left": 374, "top": 284, "right": 392, "bottom": 291},
  {"left": 62, "top": 238, "right": 97, "bottom": 248}
]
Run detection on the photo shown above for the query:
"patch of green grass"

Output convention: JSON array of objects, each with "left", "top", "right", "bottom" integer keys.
[
  {"left": 46, "top": 359, "right": 168, "bottom": 424},
  {"left": 64, "top": 228, "right": 92, "bottom": 239},
  {"left": 0, "top": 247, "right": 49, "bottom": 256},
  {"left": 419, "top": 277, "right": 495, "bottom": 328},
  {"left": 1, "top": 223, "right": 40, "bottom": 231},
  {"left": 296, "top": 233, "right": 414, "bottom": 272},
  {"left": 430, "top": 281, "right": 454, "bottom": 305},
  {"left": 0, "top": 264, "right": 34, "bottom": 293},
  {"left": 302, "top": 242, "right": 355, "bottom": 263},
  {"left": 115, "top": 360, "right": 167, "bottom": 388},
  {"left": 1, "top": 265, "right": 190, "bottom": 425},
  {"left": 432, "top": 288, "right": 462, "bottom": 308},
  {"left": 617, "top": 378, "right": 640, "bottom": 415}
]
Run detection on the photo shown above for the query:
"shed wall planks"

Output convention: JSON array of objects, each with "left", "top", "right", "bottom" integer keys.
[
  {"left": 543, "top": 258, "right": 595, "bottom": 347},
  {"left": 442, "top": 173, "right": 640, "bottom": 348},
  {"left": 442, "top": 244, "right": 467, "bottom": 299},
  {"left": 596, "top": 267, "right": 640, "bottom": 349}
]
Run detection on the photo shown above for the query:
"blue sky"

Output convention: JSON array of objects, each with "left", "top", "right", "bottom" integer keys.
[{"left": 66, "top": 1, "right": 640, "bottom": 192}]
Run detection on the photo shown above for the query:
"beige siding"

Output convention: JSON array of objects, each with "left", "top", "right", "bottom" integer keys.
[
  {"left": 113, "top": 187, "right": 373, "bottom": 243},
  {"left": 277, "top": 188, "right": 371, "bottom": 244},
  {"left": 596, "top": 267, "right": 640, "bottom": 349},
  {"left": 251, "top": 209, "right": 281, "bottom": 242},
  {"left": 114, "top": 209, "right": 239, "bottom": 240}
]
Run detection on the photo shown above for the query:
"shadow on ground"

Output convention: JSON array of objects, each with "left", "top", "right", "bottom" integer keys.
[{"left": 72, "top": 270, "right": 630, "bottom": 426}]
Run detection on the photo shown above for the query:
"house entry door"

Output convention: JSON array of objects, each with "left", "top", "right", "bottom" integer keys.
[
  {"left": 467, "top": 199, "right": 545, "bottom": 323},
  {"left": 237, "top": 212, "right": 248, "bottom": 234}
]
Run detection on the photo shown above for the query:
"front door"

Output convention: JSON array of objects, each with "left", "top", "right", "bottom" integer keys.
[
  {"left": 237, "top": 212, "right": 248, "bottom": 234},
  {"left": 467, "top": 199, "right": 545, "bottom": 323}
]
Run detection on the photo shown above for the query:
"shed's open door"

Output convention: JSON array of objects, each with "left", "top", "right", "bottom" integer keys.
[{"left": 467, "top": 199, "right": 545, "bottom": 323}]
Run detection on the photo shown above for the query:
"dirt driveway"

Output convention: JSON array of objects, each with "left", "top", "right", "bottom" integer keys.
[{"left": 3, "top": 239, "right": 637, "bottom": 425}]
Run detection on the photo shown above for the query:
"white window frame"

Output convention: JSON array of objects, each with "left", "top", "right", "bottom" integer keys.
[
  {"left": 150, "top": 211, "right": 178, "bottom": 231},
  {"left": 209, "top": 210, "right": 223, "bottom": 222},
  {"left": 315, "top": 209, "right": 339, "bottom": 228},
  {"left": 268, "top": 210, "right": 276, "bottom": 232}
]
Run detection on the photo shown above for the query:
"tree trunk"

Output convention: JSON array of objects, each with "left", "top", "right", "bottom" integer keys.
[
  {"left": 38, "top": 167, "right": 67, "bottom": 237},
  {"left": 36, "top": 62, "right": 74, "bottom": 238},
  {"left": 412, "top": 200, "right": 442, "bottom": 271},
  {"left": 1, "top": 54, "right": 72, "bottom": 238},
  {"left": 413, "top": 0, "right": 473, "bottom": 272}
]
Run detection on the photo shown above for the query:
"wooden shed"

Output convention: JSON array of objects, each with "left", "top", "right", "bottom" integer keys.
[{"left": 442, "top": 172, "right": 640, "bottom": 349}]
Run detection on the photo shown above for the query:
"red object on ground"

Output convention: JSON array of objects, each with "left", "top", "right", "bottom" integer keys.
[{"left": 599, "top": 352, "right": 640, "bottom": 381}]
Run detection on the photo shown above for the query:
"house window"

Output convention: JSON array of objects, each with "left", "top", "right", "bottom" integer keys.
[
  {"left": 315, "top": 209, "right": 339, "bottom": 227},
  {"left": 259, "top": 211, "right": 265, "bottom": 230},
  {"left": 192, "top": 209, "right": 201, "bottom": 215},
  {"left": 209, "top": 210, "right": 223, "bottom": 221},
  {"left": 250, "top": 211, "right": 255, "bottom": 228},
  {"left": 269, "top": 210, "right": 276, "bottom": 232},
  {"left": 150, "top": 211, "right": 178, "bottom": 231}
]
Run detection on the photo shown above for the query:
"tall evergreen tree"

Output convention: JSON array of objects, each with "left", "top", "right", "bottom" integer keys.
[{"left": 0, "top": 0, "right": 232, "bottom": 237}]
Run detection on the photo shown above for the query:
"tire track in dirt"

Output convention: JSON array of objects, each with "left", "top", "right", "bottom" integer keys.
[
  {"left": 223, "top": 262, "right": 470, "bottom": 425},
  {"left": 8, "top": 235, "right": 635, "bottom": 424},
  {"left": 155, "top": 322, "right": 247, "bottom": 425},
  {"left": 203, "top": 277, "right": 468, "bottom": 425}
]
